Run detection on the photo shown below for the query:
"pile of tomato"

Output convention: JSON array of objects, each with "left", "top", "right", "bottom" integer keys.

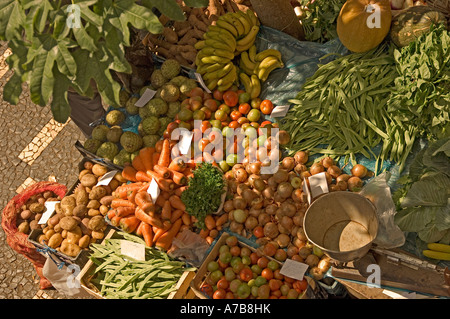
[
  {"left": 200, "top": 235, "right": 309, "bottom": 299},
  {"left": 164, "top": 87, "right": 290, "bottom": 173}
]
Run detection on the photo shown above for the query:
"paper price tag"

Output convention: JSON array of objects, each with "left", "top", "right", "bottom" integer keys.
[
  {"left": 302, "top": 178, "right": 312, "bottom": 205},
  {"left": 179, "top": 130, "right": 193, "bottom": 155},
  {"left": 134, "top": 88, "right": 157, "bottom": 107},
  {"left": 96, "top": 170, "right": 118, "bottom": 186},
  {"left": 147, "top": 178, "right": 160, "bottom": 204},
  {"left": 279, "top": 259, "right": 309, "bottom": 281},
  {"left": 120, "top": 240, "right": 146, "bottom": 261},
  {"left": 308, "top": 172, "right": 329, "bottom": 199},
  {"left": 38, "top": 201, "right": 60, "bottom": 225},
  {"left": 270, "top": 105, "right": 290, "bottom": 118},
  {"left": 194, "top": 72, "right": 211, "bottom": 93}
]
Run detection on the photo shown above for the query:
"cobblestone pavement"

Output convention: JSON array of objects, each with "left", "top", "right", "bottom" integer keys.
[{"left": 0, "top": 41, "right": 89, "bottom": 299}]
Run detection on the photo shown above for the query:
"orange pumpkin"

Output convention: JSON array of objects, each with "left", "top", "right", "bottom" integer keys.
[{"left": 337, "top": 0, "right": 392, "bottom": 53}]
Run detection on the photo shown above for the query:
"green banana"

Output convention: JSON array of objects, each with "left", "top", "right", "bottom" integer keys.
[
  {"left": 235, "top": 25, "right": 259, "bottom": 52},
  {"left": 217, "top": 65, "right": 237, "bottom": 87},
  {"left": 200, "top": 47, "right": 234, "bottom": 60},
  {"left": 255, "top": 49, "right": 282, "bottom": 62},
  {"left": 239, "top": 72, "right": 253, "bottom": 95},
  {"left": 204, "top": 38, "right": 235, "bottom": 52},
  {"left": 206, "top": 78, "right": 219, "bottom": 91},
  {"left": 240, "top": 51, "right": 257, "bottom": 72},
  {"left": 208, "top": 25, "right": 236, "bottom": 40},
  {"left": 250, "top": 75, "right": 261, "bottom": 99},
  {"left": 194, "top": 40, "right": 206, "bottom": 50},
  {"left": 239, "top": 58, "right": 254, "bottom": 76},
  {"left": 246, "top": 9, "right": 259, "bottom": 27},
  {"left": 217, "top": 81, "right": 234, "bottom": 92},
  {"left": 216, "top": 19, "right": 238, "bottom": 38},
  {"left": 201, "top": 55, "right": 231, "bottom": 65},
  {"left": 197, "top": 62, "right": 223, "bottom": 75},
  {"left": 204, "top": 62, "right": 234, "bottom": 81},
  {"left": 223, "top": 13, "right": 245, "bottom": 37},
  {"left": 258, "top": 60, "right": 284, "bottom": 82},
  {"left": 248, "top": 45, "right": 257, "bottom": 63},
  {"left": 234, "top": 11, "right": 251, "bottom": 35},
  {"left": 204, "top": 31, "right": 236, "bottom": 50}
]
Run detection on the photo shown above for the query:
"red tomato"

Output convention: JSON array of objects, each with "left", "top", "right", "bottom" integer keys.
[
  {"left": 213, "top": 288, "right": 227, "bottom": 299},
  {"left": 217, "top": 278, "right": 230, "bottom": 290},
  {"left": 237, "top": 116, "right": 250, "bottom": 125},
  {"left": 201, "top": 120, "right": 212, "bottom": 133},
  {"left": 230, "top": 110, "right": 242, "bottom": 121},
  {"left": 228, "top": 120, "right": 240, "bottom": 129},
  {"left": 223, "top": 90, "right": 239, "bottom": 107},
  {"left": 238, "top": 103, "right": 251, "bottom": 115},
  {"left": 204, "top": 98, "right": 219, "bottom": 112},
  {"left": 239, "top": 267, "right": 253, "bottom": 282},
  {"left": 213, "top": 89, "right": 223, "bottom": 101},
  {"left": 253, "top": 226, "right": 264, "bottom": 238},
  {"left": 260, "top": 100, "right": 274, "bottom": 115},
  {"left": 261, "top": 268, "right": 274, "bottom": 281}
]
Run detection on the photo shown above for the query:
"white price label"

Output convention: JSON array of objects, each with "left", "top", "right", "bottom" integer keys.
[
  {"left": 134, "top": 88, "right": 157, "bottom": 107},
  {"left": 147, "top": 178, "right": 160, "bottom": 204},
  {"left": 179, "top": 130, "right": 193, "bottom": 155},
  {"left": 270, "top": 105, "right": 290, "bottom": 118},
  {"left": 38, "top": 201, "right": 60, "bottom": 225},
  {"left": 279, "top": 258, "right": 309, "bottom": 281},
  {"left": 96, "top": 170, "right": 118, "bottom": 186},
  {"left": 308, "top": 172, "right": 329, "bottom": 199},
  {"left": 120, "top": 240, "right": 146, "bottom": 261}
]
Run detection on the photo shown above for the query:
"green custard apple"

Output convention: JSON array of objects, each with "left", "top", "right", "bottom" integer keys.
[
  {"left": 125, "top": 97, "right": 139, "bottom": 115},
  {"left": 119, "top": 90, "right": 131, "bottom": 107},
  {"left": 105, "top": 110, "right": 125, "bottom": 126},
  {"left": 96, "top": 142, "right": 119, "bottom": 161},
  {"left": 84, "top": 138, "right": 102, "bottom": 154},
  {"left": 91, "top": 124, "right": 109, "bottom": 142},
  {"left": 167, "top": 101, "right": 181, "bottom": 119},
  {"left": 150, "top": 69, "right": 167, "bottom": 89},
  {"left": 142, "top": 134, "right": 161, "bottom": 148},
  {"left": 106, "top": 126, "right": 123, "bottom": 143},
  {"left": 141, "top": 116, "right": 161, "bottom": 135},
  {"left": 120, "top": 131, "right": 143, "bottom": 153},
  {"left": 161, "top": 59, "right": 181, "bottom": 80},
  {"left": 113, "top": 149, "right": 132, "bottom": 167},
  {"left": 158, "top": 117, "right": 172, "bottom": 136},
  {"left": 160, "top": 83, "right": 180, "bottom": 103}
]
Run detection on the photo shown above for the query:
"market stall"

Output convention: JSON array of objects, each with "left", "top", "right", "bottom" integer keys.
[{"left": 1, "top": 0, "right": 449, "bottom": 300}]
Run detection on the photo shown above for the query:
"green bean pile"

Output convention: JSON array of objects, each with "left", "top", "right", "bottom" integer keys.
[
  {"left": 281, "top": 44, "right": 414, "bottom": 172},
  {"left": 88, "top": 232, "right": 195, "bottom": 299}
]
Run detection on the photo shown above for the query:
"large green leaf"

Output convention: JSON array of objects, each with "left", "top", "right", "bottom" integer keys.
[
  {"left": 56, "top": 41, "right": 77, "bottom": 76},
  {"left": 142, "top": 0, "right": 185, "bottom": 21},
  {"left": 400, "top": 176, "right": 449, "bottom": 208},
  {"left": 394, "top": 206, "right": 436, "bottom": 233},
  {"left": 72, "top": 23, "right": 98, "bottom": 51},
  {"left": 3, "top": 72, "right": 23, "bottom": 105},
  {"left": 50, "top": 66, "right": 72, "bottom": 123},
  {"left": 183, "top": 0, "right": 208, "bottom": 7},
  {"left": 418, "top": 222, "right": 448, "bottom": 243},
  {"left": 0, "top": 0, "right": 25, "bottom": 40},
  {"left": 113, "top": 0, "right": 163, "bottom": 35}
]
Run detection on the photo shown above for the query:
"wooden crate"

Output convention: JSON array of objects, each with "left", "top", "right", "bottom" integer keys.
[
  {"left": 77, "top": 229, "right": 198, "bottom": 299},
  {"left": 190, "top": 231, "right": 317, "bottom": 299}
]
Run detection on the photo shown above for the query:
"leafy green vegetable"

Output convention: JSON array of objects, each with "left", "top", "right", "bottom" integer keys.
[
  {"left": 388, "top": 24, "right": 450, "bottom": 143},
  {"left": 181, "top": 163, "right": 226, "bottom": 230},
  {"left": 393, "top": 137, "right": 450, "bottom": 244},
  {"left": 298, "top": 0, "right": 346, "bottom": 43}
]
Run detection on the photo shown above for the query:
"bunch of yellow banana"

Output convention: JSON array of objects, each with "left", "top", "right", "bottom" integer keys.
[
  {"left": 253, "top": 48, "right": 284, "bottom": 82},
  {"left": 194, "top": 9, "right": 260, "bottom": 92},
  {"left": 238, "top": 46, "right": 283, "bottom": 98}
]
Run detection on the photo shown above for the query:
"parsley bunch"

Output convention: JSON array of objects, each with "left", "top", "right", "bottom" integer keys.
[{"left": 181, "top": 163, "right": 226, "bottom": 230}]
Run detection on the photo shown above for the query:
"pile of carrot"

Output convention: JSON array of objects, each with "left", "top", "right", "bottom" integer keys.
[{"left": 107, "top": 139, "right": 197, "bottom": 251}]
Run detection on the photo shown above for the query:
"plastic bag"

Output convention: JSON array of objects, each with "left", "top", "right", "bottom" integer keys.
[
  {"left": 359, "top": 172, "right": 405, "bottom": 249},
  {"left": 255, "top": 26, "right": 349, "bottom": 107},
  {"left": 42, "top": 253, "right": 91, "bottom": 298},
  {"left": 169, "top": 229, "right": 210, "bottom": 267}
]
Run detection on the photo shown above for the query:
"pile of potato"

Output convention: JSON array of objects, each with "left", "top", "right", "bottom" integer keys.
[
  {"left": 16, "top": 191, "right": 62, "bottom": 235},
  {"left": 37, "top": 161, "right": 127, "bottom": 258}
]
